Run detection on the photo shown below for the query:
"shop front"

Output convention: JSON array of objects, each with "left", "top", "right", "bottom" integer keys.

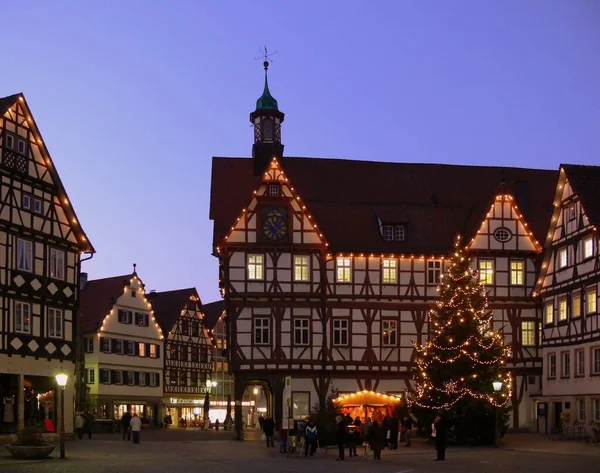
[
  {"left": 89, "top": 395, "right": 160, "bottom": 426},
  {"left": 162, "top": 397, "right": 251, "bottom": 427}
]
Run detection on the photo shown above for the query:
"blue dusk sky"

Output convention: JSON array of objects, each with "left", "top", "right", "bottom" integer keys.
[{"left": 2, "top": 1, "right": 599, "bottom": 303}]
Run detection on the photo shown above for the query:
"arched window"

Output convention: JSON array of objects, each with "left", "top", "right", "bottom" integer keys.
[{"left": 262, "top": 118, "right": 274, "bottom": 142}]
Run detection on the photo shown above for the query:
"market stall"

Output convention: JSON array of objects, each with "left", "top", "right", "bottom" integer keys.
[{"left": 333, "top": 391, "right": 402, "bottom": 423}]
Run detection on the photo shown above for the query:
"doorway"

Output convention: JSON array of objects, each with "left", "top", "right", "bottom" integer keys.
[{"left": 553, "top": 402, "right": 563, "bottom": 432}]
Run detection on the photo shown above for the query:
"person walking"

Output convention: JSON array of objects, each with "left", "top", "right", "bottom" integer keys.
[
  {"left": 367, "top": 420, "right": 385, "bottom": 460},
  {"left": 433, "top": 413, "right": 447, "bottom": 461},
  {"left": 263, "top": 415, "right": 275, "bottom": 447},
  {"left": 75, "top": 412, "right": 84, "bottom": 439},
  {"left": 390, "top": 414, "right": 399, "bottom": 449},
  {"left": 336, "top": 416, "right": 346, "bottom": 461},
  {"left": 121, "top": 411, "right": 132, "bottom": 441},
  {"left": 130, "top": 413, "right": 142, "bottom": 444},
  {"left": 403, "top": 415, "right": 413, "bottom": 447},
  {"left": 304, "top": 419, "right": 318, "bottom": 457},
  {"left": 83, "top": 411, "right": 93, "bottom": 439}
]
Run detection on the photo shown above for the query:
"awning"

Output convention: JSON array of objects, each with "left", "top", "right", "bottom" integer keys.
[{"left": 333, "top": 390, "right": 402, "bottom": 407}]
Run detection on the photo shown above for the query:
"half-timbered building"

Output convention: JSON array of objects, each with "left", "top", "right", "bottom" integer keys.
[
  {"left": 79, "top": 270, "right": 163, "bottom": 424},
  {"left": 209, "top": 64, "right": 559, "bottom": 435},
  {"left": 537, "top": 164, "right": 600, "bottom": 433},
  {"left": 0, "top": 93, "right": 94, "bottom": 435},
  {"left": 146, "top": 288, "right": 213, "bottom": 425}
]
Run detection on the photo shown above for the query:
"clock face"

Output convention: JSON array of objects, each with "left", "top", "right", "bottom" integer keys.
[{"left": 262, "top": 208, "right": 288, "bottom": 241}]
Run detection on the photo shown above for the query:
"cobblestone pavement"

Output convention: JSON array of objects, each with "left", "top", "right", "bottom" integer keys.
[{"left": 0, "top": 432, "right": 597, "bottom": 473}]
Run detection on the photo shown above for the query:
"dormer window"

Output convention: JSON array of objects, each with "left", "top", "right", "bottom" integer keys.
[
  {"left": 394, "top": 225, "right": 405, "bottom": 241},
  {"left": 383, "top": 225, "right": 393, "bottom": 241},
  {"left": 262, "top": 118, "right": 274, "bottom": 142},
  {"left": 268, "top": 183, "right": 280, "bottom": 197},
  {"left": 383, "top": 224, "right": 406, "bottom": 241}
]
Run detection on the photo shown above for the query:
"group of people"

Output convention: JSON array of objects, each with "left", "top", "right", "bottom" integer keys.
[
  {"left": 120, "top": 411, "right": 144, "bottom": 444},
  {"left": 74, "top": 411, "right": 93, "bottom": 440}
]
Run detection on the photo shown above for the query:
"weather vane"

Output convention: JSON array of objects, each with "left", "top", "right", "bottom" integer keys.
[{"left": 255, "top": 44, "right": 278, "bottom": 70}]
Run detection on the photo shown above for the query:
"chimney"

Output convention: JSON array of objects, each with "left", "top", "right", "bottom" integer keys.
[{"left": 80, "top": 272, "right": 88, "bottom": 291}]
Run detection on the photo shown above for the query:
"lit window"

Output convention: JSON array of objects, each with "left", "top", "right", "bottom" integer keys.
[
  {"left": 138, "top": 342, "right": 146, "bottom": 357},
  {"left": 248, "top": 254, "right": 264, "bottom": 280},
  {"left": 268, "top": 183, "right": 280, "bottom": 197},
  {"left": 558, "top": 299, "right": 567, "bottom": 322},
  {"left": 562, "top": 352, "right": 570, "bottom": 377},
  {"left": 254, "top": 317, "right": 270, "bottom": 345},
  {"left": 382, "top": 320, "right": 397, "bottom": 346},
  {"left": 572, "top": 293, "right": 581, "bottom": 318},
  {"left": 16, "top": 239, "right": 33, "bottom": 272},
  {"left": 510, "top": 260, "right": 524, "bottom": 286},
  {"left": 336, "top": 257, "right": 351, "bottom": 283},
  {"left": 395, "top": 225, "right": 405, "bottom": 241},
  {"left": 294, "top": 255, "right": 309, "bottom": 282},
  {"left": 587, "top": 289, "right": 597, "bottom": 314},
  {"left": 294, "top": 319, "right": 309, "bottom": 345},
  {"left": 583, "top": 236, "right": 594, "bottom": 259},
  {"left": 14, "top": 301, "right": 31, "bottom": 334},
  {"left": 479, "top": 260, "right": 494, "bottom": 285},
  {"left": 382, "top": 258, "right": 397, "bottom": 284},
  {"left": 558, "top": 247, "right": 567, "bottom": 268},
  {"left": 545, "top": 303, "right": 554, "bottom": 324},
  {"left": 521, "top": 321, "right": 535, "bottom": 347},
  {"left": 383, "top": 225, "right": 393, "bottom": 241},
  {"left": 427, "top": 261, "right": 441, "bottom": 285},
  {"left": 149, "top": 344, "right": 158, "bottom": 358},
  {"left": 49, "top": 248, "right": 65, "bottom": 280},
  {"left": 548, "top": 353, "right": 556, "bottom": 378},
  {"left": 333, "top": 319, "right": 348, "bottom": 346},
  {"left": 576, "top": 350, "right": 585, "bottom": 377},
  {"left": 48, "top": 308, "right": 63, "bottom": 338}
]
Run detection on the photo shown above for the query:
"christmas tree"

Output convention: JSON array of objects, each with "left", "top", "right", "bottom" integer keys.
[{"left": 412, "top": 235, "right": 512, "bottom": 414}]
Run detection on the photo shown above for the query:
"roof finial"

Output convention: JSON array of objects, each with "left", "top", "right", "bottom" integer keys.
[
  {"left": 253, "top": 44, "right": 280, "bottom": 112},
  {"left": 133, "top": 263, "right": 137, "bottom": 275}
]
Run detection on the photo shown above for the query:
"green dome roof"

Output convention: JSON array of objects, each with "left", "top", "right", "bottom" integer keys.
[{"left": 255, "top": 62, "right": 279, "bottom": 112}]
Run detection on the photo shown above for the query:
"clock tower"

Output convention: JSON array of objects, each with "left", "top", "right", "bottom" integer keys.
[{"left": 250, "top": 61, "right": 284, "bottom": 176}]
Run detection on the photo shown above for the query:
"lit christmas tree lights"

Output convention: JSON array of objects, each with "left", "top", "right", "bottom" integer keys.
[{"left": 411, "top": 235, "right": 512, "bottom": 411}]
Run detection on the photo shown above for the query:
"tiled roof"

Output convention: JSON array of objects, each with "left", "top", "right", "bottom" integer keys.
[
  {"left": 202, "top": 300, "right": 225, "bottom": 330},
  {"left": 79, "top": 274, "right": 131, "bottom": 333},
  {"left": 146, "top": 288, "right": 197, "bottom": 334},
  {"left": 562, "top": 164, "right": 600, "bottom": 230},
  {"left": 210, "top": 157, "right": 558, "bottom": 254}
]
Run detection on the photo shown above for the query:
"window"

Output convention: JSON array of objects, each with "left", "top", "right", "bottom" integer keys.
[
  {"left": 191, "top": 321, "right": 199, "bottom": 337},
  {"left": 336, "top": 257, "right": 351, "bottom": 283},
  {"left": 333, "top": 319, "right": 348, "bottom": 346},
  {"left": 14, "top": 301, "right": 31, "bottom": 334},
  {"left": 100, "top": 369, "right": 110, "bottom": 384},
  {"left": 558, "top": 247, "right": 567, "bottom": 269},
  {"left": 126, "top": 340, "right": 135, "bottom": 356},
  {"left": 479, "top": 260, "right": 494, "bottom": 285},
  {"left": 587, "top": 289, "right": 597, "bottom": 314},
  {"left": 268, "top": 183, "right": 280, "bottom": 197},
  {"left": 149, "top": 344, "right": 158, "bottom": 359},
  {"left": 131, "top": 290, "right": 137, "bottom": 298},
  {"left": 118, "top": 310, "right": 132, "bottom": 324},
  {"left": 575, "top": 349, "right": 585, "bottom": 377},
  {"left": 558, "top": 299, "right": 568, "bottom": 322},
  {"left": 382, "top": 259, "right": 397, "bottom": 284},
  {"left": 191, "top": 348, "right": 198, "bottom": 362},
  {"left": 294, "top": 256, "right": 309, "bottom": 282},
  {"left": 494, "top": 227, "right": 512, "bottom": 242},
  {"left": 114, "top": 371, "right": 123, "bottom": 385},
  {"left": 179, "top": 370, "right": 187, "bottom": 386},
  {"left": 294, "top": 319, "right": 309, "bottom": 345},
  {"left": 191, "top": 371, "right": 198, "bottom": 386},
  {"left": 583, "top": 236, "right": 594, "bottom": 259},
  {"left": 33, "top": 198, "right": 42, "bottom": 214},
  {"left": 139, "top": 372, "right": 146, "bottom": 387},
  {"left": 548, "top": 353, "right": 556, "bottom": 378},
  {"left": 85, "top": 337, "right": 94, "bottom": 353},
  {"left": 510, "top": 260, "right": 524, "bottom": 286},
  {"left": 16, "top": 239, "right": 33, "bottom": 272},
  {"left": 17, "top": 138, "right": 27, "bottom": 155},
  {"left": 595, "top": 399, "right": 600, "bottom": 422},
  {"left": 545, "top": 303, "right": 554, "bottom": 325},
  {"left": 521, "top": 321, "right": 535, "bottom": 347},
  {"left": 593, "top": 348, "right": 600, "bottom": 375},
  {"left": 169, "top": 370, "right": 177, "bottom": 385},
  {"left": 383, "top": 225, "right": 393, "bottom": 241},
  {"left": 149, "top": 373, "right": 158, "bottom": 387},
  {"left": 128, "top": 370, "right": 135, "bottom": 386},
  {"left": 100, "top": 338, "right": 111, "bottom": 353},
  {"left": 254, "top": 317, "right": 270, "bottom": 345},
  {"left": 562, "top": 352, "right": 571, "bottom": 377},
  {"left": 262, "top": 118, "right": 274, "bottom": 142},
  {"left": 87, "top": 368, "right": 95, "bottom": 384},
  {"left": 382, "top": 320, "right": 397, "bottom": 346},
  {"left": 114, "top": 339, "right": 124, "bottom": 354},
  {"left": 49, "top": 248, "right": 65, "bottom": 280},
  {"left": 135, "top": 312, "right": 148, "bottom": 327},
  {"left": 48, "top": 308, "right": 63, "bottom": 338},
  {"left": 427, "top": 261, "right": 441, "bottom": 285},
  {"left": 182, "top": 319, "right": 190, "bottom": 335},
  {"left": 578, "top": 399, "right": 586, "bottom": 421},
  {"left": 395, "top": 225, "right": 405, "bottom": 241},
  {"left": 292, "top": 392, "right": 310, "bottom": 420},
  {"left": 200, "top": 346, "right": 208, "bottom": 363},
  {"left": 138, "top": 342, "right": 146, "bottom": 357},
  {"left": 569, "top": 204, "right": 576, "bottom": 221},
  {"left": 169, "top": 343, "right": 179, "bottom": 359},
  {"left": 247, "top": 254, "right": 264, "bottom": 280},
  {"left": 572, "top": 293, "right": 581, "bottom": 318},
  {"left": 4, "top": 133, "right": 14, "bottom": 149},
  {"left": 180, "top": 345, "right": 188, "bottom": 361},
  {"left": 22, "top": 193, "right": 31, "bottom": 210}
]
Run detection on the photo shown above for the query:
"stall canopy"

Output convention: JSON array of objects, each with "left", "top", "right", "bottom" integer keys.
[{"left": 334, "top": 390, "right": 402, "bottom": 407}]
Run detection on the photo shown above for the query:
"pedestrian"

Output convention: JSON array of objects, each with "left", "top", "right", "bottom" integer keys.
[
  {"left": 215, "top": 419, "right": 220, "bottom": 431},
  {"left": 367, "top": 420, "right": 384, "bottom": 460},
  {"left": 336, "top": 415, "right": 346, "bottom": 461},
  {"left": 75, "top": 412, "right": 84, "bottom": 439},
  {"left": 403, "top": 415, "right": 413, "bottom": 447},
  {"left": 390, "top": 414, "right": 399, "bottom": 449},
  {"left": 121, "top": 410, "right": 132, "bottom": 441},
  {"left": 83, "top": 410, "right": 93, "bottom": 439},
  {"left": 130, "top": 413, "right": 142, "bottom": 444},
  {"left": 304, "top": 419, "right": 318, "bottom": 457},
  {"left": 432, "top": 413, "right": 447, "bottom": 461},
  {"left": 258, "top": 415, "right": 264, "bottom": 431},
  {"left": 263, "top": 415, "right": 275, "bottom": 447}
]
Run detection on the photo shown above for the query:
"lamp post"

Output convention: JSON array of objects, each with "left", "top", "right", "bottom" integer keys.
[
  {"left": 492, "top": 380, "right": 503, "bottom": 447},
  {"left": 55, "top": 369, "right": 68, "bottom": 460}
]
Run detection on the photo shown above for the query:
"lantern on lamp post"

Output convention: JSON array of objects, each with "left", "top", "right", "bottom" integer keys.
[
  {"left": 55, "top": 369, "right": 68, "bottom": 459},
  {"left": 492, "top": 380, "right": 503, "bottom": 447}
]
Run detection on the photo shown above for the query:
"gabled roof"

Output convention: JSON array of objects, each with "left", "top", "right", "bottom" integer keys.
[
  {"left": 210, "top": 157, "right": 557, "bottom": 254},
  {"left": 562, "top": 164, "right": 600, "bottom": 229},
  {"left": 202, "top": 300, "right": 225, "bottom": 330},
  {"left": 79, "top": 274, "right": 132, "bottom": 333},
  {"left": 146, "top": 288, "right": 197, "bottom": 334},
  {"left": 0, "top": 93, "right": 22, "bottom": 115}
]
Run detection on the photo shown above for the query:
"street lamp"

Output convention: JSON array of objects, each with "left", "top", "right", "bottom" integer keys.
[
  {"left": 55, "top": 369, "right": 68, "bottom": 460},
  {"left": 492, "top": 380, "right": 503, "bottom": 447}
]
